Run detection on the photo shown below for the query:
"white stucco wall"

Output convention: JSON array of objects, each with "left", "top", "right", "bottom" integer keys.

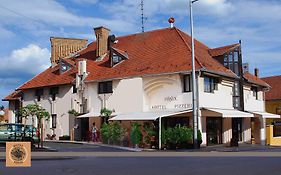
[
  {"left": 143, "top": 74, "right": 192, "bottom": 112},
  {"left": 86, "top": 77, "right": 144, "bottom": 114},
  {"left": 21, "top": 85, "right": 77, "bottom": 137},
  {"left": 199, "top": 77, "right": 234, "bottom": 109},
  {"left": 243, "top": 85, "right": 265, "bottom": 112}
]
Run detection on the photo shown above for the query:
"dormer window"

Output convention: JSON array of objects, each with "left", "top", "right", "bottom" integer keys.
[
  {"left": 110, "top": 48, "right": 128, "bottom": 67},
  {"left": 112, "top": 53, "right": 122, "bottom": 66},
  {"left": 60, "top": 60, "right": 71, "bottom": 74}
]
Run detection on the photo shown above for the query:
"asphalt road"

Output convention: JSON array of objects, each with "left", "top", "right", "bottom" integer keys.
[{"left": 1, "top": 156, "right": 281, "bottom": 175}]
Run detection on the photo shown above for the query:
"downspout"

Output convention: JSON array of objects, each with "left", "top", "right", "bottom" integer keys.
[{"left": 158, "top": 116, "right": 162, "bottom": 150}]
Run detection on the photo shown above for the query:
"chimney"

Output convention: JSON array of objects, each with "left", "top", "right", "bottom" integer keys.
[
  {"left": 94, "top": 26, "right": 110, "bottom": 57},
  {"left": 50, "top": 37, "right": 88, "bottom": 66},
  {"left": 254, "top": 68, "right": 259, "bottom": 77},
  {"left": 168, "top": 17, "right": 175, "bottom": 28}
]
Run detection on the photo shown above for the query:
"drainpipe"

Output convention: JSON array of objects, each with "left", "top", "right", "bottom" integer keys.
[{"left": 159, "top": 116, "right": 162, "bottom": 150}]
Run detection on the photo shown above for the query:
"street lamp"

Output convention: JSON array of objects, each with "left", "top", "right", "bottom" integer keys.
[{"left": 189, "top": 0, "right": 199, "bottom": 148}]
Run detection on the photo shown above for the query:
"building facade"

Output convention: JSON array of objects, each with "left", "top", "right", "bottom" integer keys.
[{"left": 3, "top": 26, "right": 278, "bottom": 146}]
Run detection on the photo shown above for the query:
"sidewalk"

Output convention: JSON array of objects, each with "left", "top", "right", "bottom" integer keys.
[
  {"left": 44, "top": 140, "right": 146, "bottom": 152},
  {"left": 44, "top": 140, "right": 281, "bottom": 152}
]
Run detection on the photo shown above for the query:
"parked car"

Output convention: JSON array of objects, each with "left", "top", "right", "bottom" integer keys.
[{"left": 0, "top": 123, "right": 40, "bottom": 144}]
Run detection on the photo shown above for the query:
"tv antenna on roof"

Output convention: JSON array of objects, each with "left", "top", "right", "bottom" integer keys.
[{"left": 140, "top": 0, "right": 147, "bottom": 32}]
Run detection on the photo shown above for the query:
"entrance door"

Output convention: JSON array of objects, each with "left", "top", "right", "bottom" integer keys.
[
  {"left": 206, "top": 117, "right": 222, "bottom": 145},
  {"left": 81, "top": 118, "right": 89, "bottom": 141},
  {"left": 232, "top": 118, "right": 243, "bottom": 142}
]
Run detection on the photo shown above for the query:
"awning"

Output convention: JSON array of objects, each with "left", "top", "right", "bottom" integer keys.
[
  {"left": 76, "top": 111, "right": 101, "bottom": 118},
  {"left": 109, "top": 110, "right": 192, "bottom": 121},
  {"left": 201, "top": 108, "right": 254, "bottom": 118},
  {"left": 249, "top": 111, "right": 280, "bottom": 119}
]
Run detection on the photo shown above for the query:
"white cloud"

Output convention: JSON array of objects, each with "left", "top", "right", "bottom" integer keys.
[{"left": 0, "top": 44, "right": 50, "bottom": 76}]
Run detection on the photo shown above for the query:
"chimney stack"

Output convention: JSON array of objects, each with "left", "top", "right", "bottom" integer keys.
[
  {"left": 50, "top": 37, "right": 88, "bottom": 66},
  {"left": 254, "top": 68, "right": 259, "bottom": 77},
  {"left": 94, "top": 26, "right": 110, "bottom": 57}
]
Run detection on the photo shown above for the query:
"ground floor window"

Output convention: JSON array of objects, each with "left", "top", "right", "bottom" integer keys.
[{"left": 51, "top": 114, "right": 57, "bottom": 129}]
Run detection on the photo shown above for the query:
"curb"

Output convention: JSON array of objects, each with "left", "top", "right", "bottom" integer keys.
[{"left": 44, "top": 140, "right": 150, "bottom": 152}]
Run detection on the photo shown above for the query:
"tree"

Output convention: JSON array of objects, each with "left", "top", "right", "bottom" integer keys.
[
  {"left": 19, "top": 104, "right": 50, "bottom": 148},
  {"left": 100, "top": 108, "right": 112, "bottom": 124}
]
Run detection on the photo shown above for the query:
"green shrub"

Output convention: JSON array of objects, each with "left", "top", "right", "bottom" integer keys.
[
  {"left": 100, "top": 123, "right": 110, "bottom": 143},
  {"left": 100, "top": 122, "right": 125, "bottom": 145},
  {"left": 143, "top": 122, "right": 156, "bottom": 145},
  {"left": 130, "top": 123, "right": 142, "bottom": 146},
  {"left": 110, "top": 122, "right": 125, "bottom": 145}
]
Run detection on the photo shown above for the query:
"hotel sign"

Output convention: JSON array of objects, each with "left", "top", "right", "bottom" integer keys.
[{"left": 151, "top": 96, "right": 192, "bottom": 110}]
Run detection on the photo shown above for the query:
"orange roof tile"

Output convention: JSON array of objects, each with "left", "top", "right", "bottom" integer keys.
[
  {"left": 209, "top": 43, "right": 240, "bottom": 57},
  {"left": 15, "top": 27, "right": 238, "bottom": 91},
  {"left": 243, "top": 72, "right": 269, "bottom": 87},
  {"left": 262, "top": 75, "right": 281, "bottom": 100},
  {"left": 3, "top": 90, "right": 23, "bottom": 101}
]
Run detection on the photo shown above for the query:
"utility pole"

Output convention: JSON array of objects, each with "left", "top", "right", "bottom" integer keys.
[{"left": 189, "top": 0, "right": 199, "bottom": 149}]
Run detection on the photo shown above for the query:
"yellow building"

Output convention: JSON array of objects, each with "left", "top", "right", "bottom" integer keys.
[
  {"left": 262, "top": 75, "right": 281, "bottom": 124},
  {"left": 262, "top": 76, "right": 281, "bottom": 145}
]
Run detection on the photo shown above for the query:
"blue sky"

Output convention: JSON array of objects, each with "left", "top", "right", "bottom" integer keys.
[{"left": 0, "top": 0, "right": 281, "bottom": 106}]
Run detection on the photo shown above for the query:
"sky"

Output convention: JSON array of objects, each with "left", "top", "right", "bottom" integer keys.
[{"left": 0, "top": 0, "right": 281, "bottom": 106}]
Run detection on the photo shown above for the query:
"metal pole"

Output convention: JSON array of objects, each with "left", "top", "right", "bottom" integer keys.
[
  {"left": 158, "top": 117, "right": 161, "bottom": 150},
  {"left": 190, "top": 0, "right": 198, "bottom": 148}
]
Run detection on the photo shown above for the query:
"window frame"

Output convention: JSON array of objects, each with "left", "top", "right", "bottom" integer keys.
[
  {"left": 51, "top": 114, "right": 57, "bottom": 129},
  {"left": 204, "top": 76, "right": 218, "bottom": 93},
  {"left": 49, "top": 87, "right": 59, "bottom": 101},
  {"left": 183, "top": 74, "right": 191, "bottom": 93},
  {"left": 98, "top": 81, "right": 113, "bottom": 94},
  {"left": 251, "top": 86, "right": 258, "bottom": 100},
  {"left": 35, "top": 88, "right": 44, "bottom": 101}
]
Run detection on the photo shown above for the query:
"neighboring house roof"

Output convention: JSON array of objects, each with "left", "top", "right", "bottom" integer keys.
[
  {"left": 3, "top": 27, "right": 267, "bottom": 100},
  {"left": 243, "top": 72, "right": 270, "bottom": 87},
  {"left": 3, "top": 90, "right": 23, "bottom": 101},
  {"left": 209, "top": 43, "right": 240, "bottom": 57},
  {"left": 0, "top": 109, "right": 9, "bottom": 122},
  {"left": 261, "top": 75, "right": 281, "bottom": 100}
]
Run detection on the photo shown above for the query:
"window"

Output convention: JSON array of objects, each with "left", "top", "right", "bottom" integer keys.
[
  {"left": 204, "top": 76, "right": 218, "bottom": 93},
  {"left": 98, "top": 81, "right": 113, "bottom": 94},
  {"left": 60, "top": 60, "right": 71, "bottom": 74},
  {"left": 35, "top": 88, "right": 44, "bottom": 101},
  {"left": 51, "top": 114, "right": 57, "bottom": 128},
  {"left": 112, "top": 53, "right": 122, "bottom": 66},
  {"left": 183, "top": 75, "right": 191, "bottom": 92},
  {"left": 72, "top": 84, "right": 77, "bottom": 94},
  {"left": 223, "top": 49, "right": 240, "bottom": 76},
  {"left": 232, "top": 81, "right": 240, "bottom": 109},
  {"left": 251, "top": 87, "right": 258, "bottom": 100},
  {"left": 49, "top": 87, "right": 59, "bottom": 101}
]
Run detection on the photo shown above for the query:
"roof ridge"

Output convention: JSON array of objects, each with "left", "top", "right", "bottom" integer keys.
[{"left": 174, "top": 27, "right": 204, "bottom": 69}]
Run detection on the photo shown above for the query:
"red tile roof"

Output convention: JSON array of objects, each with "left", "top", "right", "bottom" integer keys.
[
  {"left": 5, "top": 27, "right": 266, "bottom": 97},
  {"left": 209, "top": 43, "right": 240, "bottom": 57},
  {"left": 261, "top": 75, "right": 281, "bottom": 100},
  {"left": 243, "top": 72, "right": 269, "bottom": 87},
  {"left": 3, "top": 90, "right": 23, "bottom": 101}
]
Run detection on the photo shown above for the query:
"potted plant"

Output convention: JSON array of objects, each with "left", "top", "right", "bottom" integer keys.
[
  {"left": 110, "top": 122, "right": 125, "bottom": 145},
  {"left": 130, "top": 123, "right": 142, "bottom": 148},
  {"left": 143, "top": 122, "right": 157, "bottom": 148}
]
